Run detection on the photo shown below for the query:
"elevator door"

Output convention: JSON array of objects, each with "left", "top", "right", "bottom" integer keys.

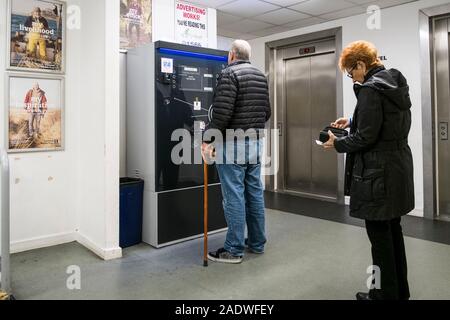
[
  {"left": 434, "top": 18, "right": 450, "bottom": 219},
  {"left": 281, "top": 42, "right": 338, "bottom": 199}
]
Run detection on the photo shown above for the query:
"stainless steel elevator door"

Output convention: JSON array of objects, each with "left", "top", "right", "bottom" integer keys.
[
  {"left": 285, "top": 57, "right": 311, "bottom": 192},
  {"left": 284, "top": 52, "right": 338, "bottom": 198},
  {"left": 434, "top": 18, "right": 450, "bottom": 218}
]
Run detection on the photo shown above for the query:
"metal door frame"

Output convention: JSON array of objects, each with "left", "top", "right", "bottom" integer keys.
[
  {"left": 420, "top": 3, "right": 450, "bottom": 220},
  {"left": 265, "top": 28, "right": 345, "bottom": 204},
  {"left": 280, "top": 41, "right": 337, "bottom": 200}
]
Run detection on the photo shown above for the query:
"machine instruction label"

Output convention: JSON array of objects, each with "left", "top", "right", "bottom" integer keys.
[{"left": 161, "top": 58, "right": 174, "bottom": 74}]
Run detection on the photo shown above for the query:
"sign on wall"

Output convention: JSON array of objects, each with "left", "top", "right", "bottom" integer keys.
[
  {"left": 120, "top": 0, "right": 152, "bottom": 51},
  {"left": 175, "top": 1, "right": 208, "bottom": 48},
  {"left": 7, "top": 0, "right": 66, "bottom": 73},
  {"left": 7, "top": 74, "right": 64, "bottom": 153}
]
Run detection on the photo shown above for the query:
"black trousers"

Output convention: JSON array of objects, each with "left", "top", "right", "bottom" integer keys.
[{"left": 365, "top": 218, "right": 410, "bottom": 300}]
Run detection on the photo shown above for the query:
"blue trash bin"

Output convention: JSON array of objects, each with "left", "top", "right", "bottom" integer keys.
[{"left": 120, "top": 178, "right": 144, "bottom": 248}]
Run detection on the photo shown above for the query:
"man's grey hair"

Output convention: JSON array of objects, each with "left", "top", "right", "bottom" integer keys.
[{"left": 231, "top": 40, "right": 252, "bottom": 61}]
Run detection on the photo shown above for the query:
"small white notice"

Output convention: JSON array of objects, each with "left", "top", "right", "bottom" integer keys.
[
  {"left": 194, "top": 101, "right": 202, "bottom": 111},
  {"left": 161, "top": 58, "right": 174, "bottom": 74}
]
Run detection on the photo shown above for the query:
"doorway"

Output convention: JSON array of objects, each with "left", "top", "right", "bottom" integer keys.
[
  {"left": 432, "top": 16, "right": 450, "bottom": 221},
  {"left": 266, "top": 28, "right": 344, "bottom": 203}
]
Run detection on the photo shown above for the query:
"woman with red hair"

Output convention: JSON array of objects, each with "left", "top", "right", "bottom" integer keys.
[{"left": 323, "top": 41, "right": 414, "bottom": 300}]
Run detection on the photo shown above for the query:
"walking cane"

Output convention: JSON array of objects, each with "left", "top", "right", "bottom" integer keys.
[{"left": 203, "top": 161, "right": 209, "bottom": 267}]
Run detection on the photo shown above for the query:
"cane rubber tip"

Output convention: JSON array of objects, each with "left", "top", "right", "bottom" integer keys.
[{"left": 203, "top": 261, "right": 208, "bottom": 267}]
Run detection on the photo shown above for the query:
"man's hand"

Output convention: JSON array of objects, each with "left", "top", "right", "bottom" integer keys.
[
  {"left": 323, "top": 130, "right": 337, "bottom": 150},
  {"left": 201, "top": 143, "right": 216, "bottom": 162},
  {"left": 331, "top": 118, "right": 350, "bottom": 129}
]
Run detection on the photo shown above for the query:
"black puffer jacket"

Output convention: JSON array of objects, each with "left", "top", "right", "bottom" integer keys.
[
  {"left": 335, "top": 66, "right": 415, "bottom": 221},
  {"left": 210, "top": 60, "right": 271, "bottom": 132}
]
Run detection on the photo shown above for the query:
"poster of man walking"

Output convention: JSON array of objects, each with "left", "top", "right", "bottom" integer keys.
[
  {"left": 120, "top": 0, "right": 152, "bottom": 50},
  {"left": 7, "top": 75, "right": 64, "bottom": 153},
  {"left": 7, "top": 0, "right": 65, "bottom": 73}
]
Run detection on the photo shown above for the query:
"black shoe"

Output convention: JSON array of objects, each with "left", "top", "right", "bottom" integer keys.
[
  {"left": 356, "top": 292, "right": 372, "bottom": 301},
  {"left": 244, "top": 238, "right": 265, "bottom": 254},
  {"left": 247, "top": 248, "right": 264, "bottom": 254},
  {"left": 207, "top": 248, "right": 243, "bottom": 264}
]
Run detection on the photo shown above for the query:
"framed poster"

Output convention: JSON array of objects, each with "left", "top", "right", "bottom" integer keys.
[
  {"left": 175, "top": 1, "right": 208, "bottom": 48},
  {"left": 6, "top": 0, "right": 66, "bottom": 73},
  {"left": 6, "top": 73, "right": 65, "bottom": 153},
  {"left": 120, "top": 0, "right": 152, "bottom": 51}
]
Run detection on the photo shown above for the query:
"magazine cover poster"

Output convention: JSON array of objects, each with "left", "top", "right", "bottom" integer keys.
[
  {"left": 8, "top": 0, "right": 65, "bottom": 73},
  {"left": 120, "top": 0, "right": 152, "bottom": 50},
  {"left": 8, "top": 75, "right": 64, "bottom": 152}
]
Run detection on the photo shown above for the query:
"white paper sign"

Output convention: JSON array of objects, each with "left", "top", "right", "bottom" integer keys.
[
  {"left": 175, "top": 1, "right": 208, "bottom": 47},
  {"left": 161, "top": 58, "right": 174, "bottom": 74},
  {"left": 194, "top": 101, "right": 202, "bottom": 111}
]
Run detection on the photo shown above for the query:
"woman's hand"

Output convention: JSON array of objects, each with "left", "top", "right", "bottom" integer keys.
[
  {"left": 331, "top": 118, "right": 350, "bottom": 129},
  {"left": 323, "top": 131, "right": 337, "bottom": 150}
]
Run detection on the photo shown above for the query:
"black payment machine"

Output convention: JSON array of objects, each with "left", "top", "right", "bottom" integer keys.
[{"left": 127, "top": 41, "right": 228, "bottom": 247}]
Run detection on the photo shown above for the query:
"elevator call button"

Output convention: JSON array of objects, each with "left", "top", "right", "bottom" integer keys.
[{"left": 440, "top": 122, "right": 448, "bottom": 140}]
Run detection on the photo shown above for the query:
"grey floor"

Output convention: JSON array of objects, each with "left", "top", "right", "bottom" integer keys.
[{"left": 11, "top": 209, "right": 450, "bottom": 300}]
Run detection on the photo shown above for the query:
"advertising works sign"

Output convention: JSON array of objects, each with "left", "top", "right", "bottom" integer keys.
[{"left": 175, "top": 1, "right": 208, "bottom": 47}]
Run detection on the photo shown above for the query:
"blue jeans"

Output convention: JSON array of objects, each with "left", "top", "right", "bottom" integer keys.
[{"left": 216, "top": 139, "right": 266, "bottom": 257}]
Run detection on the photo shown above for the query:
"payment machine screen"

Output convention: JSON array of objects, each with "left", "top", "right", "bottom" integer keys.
[{"left": 155, "top": 47, "right": 227, "bottom": 192}]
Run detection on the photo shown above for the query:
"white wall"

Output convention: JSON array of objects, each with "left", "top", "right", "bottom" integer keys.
[
  {"left": 73, "top": 0, "right": 121, "bottom": 259},
  {"left": 217, "top": 35, "right": 234, "bottom": 51},
  {"left": 1, "top": 0, "right": 121, "bottom": 259},
  {"left": 120, "top": 54, "right": 127, "bottom": 178},
  {"left": 0, "top": 0, "right": 78, "bottom": 253},
  {"left": 249, "top": 0, "right": 450, "bottom": 218}
]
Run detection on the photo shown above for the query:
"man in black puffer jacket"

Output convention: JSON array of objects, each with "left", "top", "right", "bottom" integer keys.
[
  {"left": 209, "top": 45, "right": 271, "bottom": 132},
  {"left": 204, "top": 40, "right": 271, "bottom": 264}
]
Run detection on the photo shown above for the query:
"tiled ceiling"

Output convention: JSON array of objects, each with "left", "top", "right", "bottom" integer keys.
[{"left": 184, "top": 0, "right": 419, "bottom": 40}]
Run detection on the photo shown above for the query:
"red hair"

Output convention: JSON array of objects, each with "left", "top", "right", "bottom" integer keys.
[{"left": 339, "top": 40, "right": 383, "bottom": 72}]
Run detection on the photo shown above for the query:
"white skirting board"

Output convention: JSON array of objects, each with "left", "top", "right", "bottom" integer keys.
[
  {"left": 10, "top": 232, "right": 122, "bottom": 261},
  {"left": 408, "top": 209, "right": 424, "bottom": 218},
  {"left": 10, "top": 232, "right": 77, "bottom": 254},
  {"left": 75, "top": 233, "right": 122, "bottom": 261}
]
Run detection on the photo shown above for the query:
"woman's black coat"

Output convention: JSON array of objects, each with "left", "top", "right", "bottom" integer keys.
[{"left": 334, "top": 66, "right": 415, "bottom": 221}]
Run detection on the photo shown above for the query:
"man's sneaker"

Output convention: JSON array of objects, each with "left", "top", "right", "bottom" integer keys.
[
  {"left": 245, "top": 238, "right": 265, "bottom": 254},
  {"left": 248, "top": 248, "right": 265, "bottom": 254},
  {"left": 208, "top": 248, "right": 243, "bottom": 264}
]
